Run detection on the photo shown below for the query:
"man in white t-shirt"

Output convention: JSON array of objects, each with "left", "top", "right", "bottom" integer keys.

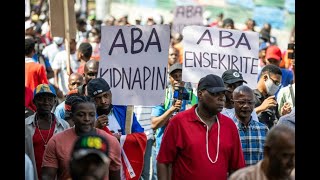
[{"left": 52, "top": 39, "right": 80, "bottom": 96}]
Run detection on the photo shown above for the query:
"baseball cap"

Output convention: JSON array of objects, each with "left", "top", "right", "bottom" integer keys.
[
  {"left": 222, "top": 69, "right": 247, "bottom": 84},
  {"left": 266, "top": 45, "right": 282, "bottom": 61},
  {"left": 33, "top": 84, "right": 56, "bottom": 98},
  {"left": 168, "top": 63, "right": 182, "bottom": 75},
  {"left": 197, "top": 74, "right": 227, "bottom": 93},
  {"left": 53, "top": 37, "right": 64, "bottom": 45},
  {"left": 87, "top": 78, "right": 111, "bottom": 97},
  {"left": 25, "top": 20, "right": 35, "bottom": 30},
  {"left": 71, "top": 133, "right": 109, "bottom": 163}
]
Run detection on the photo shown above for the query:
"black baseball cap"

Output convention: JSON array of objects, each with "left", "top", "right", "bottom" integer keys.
[
  {"left": 71, "top": 133, "right": 109, "bottom": 163},
  {"left": 222, "top": 69, "right": 247, "bottom": 84},
  {"left": 197, "top": 74, "right": 227, "bottom": 93},
  {"left": 168, "top": 63, "right": 182, "bottom": 75},
  {"left": 87, "top": 78, "right": 111, "bottom": 97}
]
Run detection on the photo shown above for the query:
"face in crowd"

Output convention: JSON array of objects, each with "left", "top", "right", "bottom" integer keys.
[
  {"left": 168, "top": 47, "right": 179, "bottom": 66},
  {"left": 84, "top": 60, "right": 99, "bottom": 84},
  {"left": 71, "top": 98, "right": 96, "bottom": 134},
  {"left": 198, "top": 90, "right": 225, "bottom": 116},
  {"left": 233, "top": 86, "right": 255, "bottom": 121},
  {"left": 169, "top": 69, "right": 184, "bottom": 88}
]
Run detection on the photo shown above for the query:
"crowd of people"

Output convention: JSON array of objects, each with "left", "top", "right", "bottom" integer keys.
[{"left": 25, "top": 2, "right": 295, "bottom": 180}]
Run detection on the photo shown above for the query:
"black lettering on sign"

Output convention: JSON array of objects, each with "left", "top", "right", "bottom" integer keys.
[
  {"left": 236, "top": 33, "right": 251, "bottom": 50},
  {"left": 109, "top": 29, "right": 128, "bottom": 55},
  {"left": 131, "top": 28, "right": 144, "bottom": 54},
  {"left": 145, "top": 28, "right": 161, "bottom": 52},
  {"left": 175, "top": 6, "right": 185, "bottom": 17},
  {"left": 197, "top": 29, "right": 213, "bottom": 45},
  {"left": 219, "top": 30, "right": 235, "bottom": 47}
]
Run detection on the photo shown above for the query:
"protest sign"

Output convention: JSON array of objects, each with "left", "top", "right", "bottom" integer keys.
[
  {"left": 182, "top": 26, "right": 259, "bottom": 89},
  {"left": 25, "top": 0, "right": 30, "bottom": 17},
  {"left": 172, "top": 5, "right": 203, "bottom": 34},
  {"left": 100, "top": 25, "right": 170, "bottom": 106}
]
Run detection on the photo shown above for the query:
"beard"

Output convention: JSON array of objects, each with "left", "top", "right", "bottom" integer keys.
[{"left": 96, "top": 104, "right": 113, "bottom": 116}]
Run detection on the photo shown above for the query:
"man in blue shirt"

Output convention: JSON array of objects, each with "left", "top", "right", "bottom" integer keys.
[{"left": 150, "top": 63, "right": 196, "bottom": 179}]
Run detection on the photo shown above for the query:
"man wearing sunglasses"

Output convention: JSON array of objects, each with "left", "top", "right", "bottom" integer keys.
[{"left": 254, "top": 64, "right": 282, "bottom": 129}]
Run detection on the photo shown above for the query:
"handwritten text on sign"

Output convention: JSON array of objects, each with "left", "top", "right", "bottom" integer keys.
[
  {"left": 172, "top": 5, "right": 203, "bottom": 34},
  {"left": 100, "top": 25, "right": 170, "bottom": 106},
  {"left": 182, "top": 26, "right": 259, "bottom": 89}
]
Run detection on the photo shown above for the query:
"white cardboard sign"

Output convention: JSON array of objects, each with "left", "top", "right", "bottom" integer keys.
[
  {"left": 182, "top": 26, "right": 259, "bottom": 89},
  {"left": 100, "top": 25, "right": 170, "bottom": 106},
  {"left": 172, "top": 5, "right": 203, "bottom": 34}
]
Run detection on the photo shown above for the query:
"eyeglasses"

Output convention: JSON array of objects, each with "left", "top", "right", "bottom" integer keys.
[
  {"left": 268, "top": 74, "right": 281, "bottom": 86},
  {"left": 233, "top": 100, "right": 255, "bottom": 106}
]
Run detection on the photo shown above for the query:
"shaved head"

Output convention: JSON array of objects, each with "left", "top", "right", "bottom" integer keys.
[
  {"left": 84, "top": 60, "right": 99, "bottom": 84},
  {"left": 68, "top": 73, "right": 84, "bottom": 91}
]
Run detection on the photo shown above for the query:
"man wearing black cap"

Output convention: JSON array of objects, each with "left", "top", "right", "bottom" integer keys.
[
  {"left": 150, "top": 63, "right": 196, "bottom": 179},
  {"left": 221, "top": 69, "right": 259, "bottom": 121},
  {"left": 86, "top": 77, "right": 144, "bottom": 134},
  {"left": 69, "top": 133, "right": 112, "bottom": 180},
  {"left": 25, "top": 84, "right": 70, "bottom": 180},
  {"left": 87, "top": 78, "right": 147, "bottom": 180},
  {"left": 157, "top": 74, "right": 245, "bottom": 179}
]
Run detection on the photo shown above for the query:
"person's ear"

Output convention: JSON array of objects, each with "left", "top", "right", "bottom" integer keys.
[
  {"left": 263, "top": 74, "right": 268, "bottom": 81},
  {"left": 197, "top": 90, "right": 203, "bottom": 100}
]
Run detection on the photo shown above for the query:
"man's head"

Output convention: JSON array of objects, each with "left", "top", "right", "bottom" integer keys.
[
  {"left": 259, "top": 64, "right": 282, "bottom": 96},
  {"left": 68, "top": 73, "right": 84, "bottom": 91},
  {"left": 222, "top": 18, "right": 234, "bottom": 29},
  {"left": 263, "top": 125, "right": 295, "bottom": 179},
  {"left": 69, "top": 39, "right": 77, "bottom": 54},
  {"left": 70, "top": 133, "right": 111, "bottom": 180},
  {"left": 25, "top": 20, "right": 35, "bottom": 36},
  {"left": 69, "top": 95, "right": 96, "bottom": 134},
  {"left": 168, "top": 63, "right": 184, "bottom": 88},
  {"left": 77, "top": 42, "right": 93, "bottom": 62},
  {"left": 25, "top": 38, "right": 35, "bottom": 56},
  {"left": 222, "top": 69, "right": 247, "bottom": 106},
  {"left": 33, "top": 84, "right": 57, "bottom": 114},
  {"left": 87, "top": 78, "right": 112, "bottom": 116},
  {"left": 168, "top": 47, "right": 179, "bottom": 67},
  {"left": 232, "top": 85, "right": 255, "bottom": 123},
  {"left": 265, "top": 45, "right": 282, "bottom": 66},
  {"left": 197, "top": 74, "right": 227, "bottom": 115},
  {"left": 53, "top": 37, "right": 64, "bottom": 46},
  {"left": 64, "top": 91, "right": 80, "bottom": 124},
  {"left": 84, "top": 60, "right": 99, "bottom": 84}
]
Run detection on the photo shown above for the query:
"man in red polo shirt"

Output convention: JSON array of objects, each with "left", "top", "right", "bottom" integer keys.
[{"left": 157, "top": 74, "right": 245, "bottom": 180}]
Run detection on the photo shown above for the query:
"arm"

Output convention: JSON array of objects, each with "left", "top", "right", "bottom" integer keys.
[
  {"left": 157, "top": 163, "right": 172, "bottom": 180},
  {"left": 151, "top": 100, "right": 182, "bottom": 130},
  {"left": 41, "top": 137, "right": 59, "bottom": 180},
  {"left": 254, "top": 96, "right": 277, "bottom": 114},
  {"left": 53, "top": 69, "right": 60, "bottom": 89},
  {"left": 41, "top": 167, "right": 58, "bottom": 180}
]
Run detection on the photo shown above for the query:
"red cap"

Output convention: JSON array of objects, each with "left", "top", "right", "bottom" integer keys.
[{"left": 266, "top": 45, "right": 282, "bottom": 61}]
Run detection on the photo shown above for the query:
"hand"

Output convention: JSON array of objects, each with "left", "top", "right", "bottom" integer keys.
[
  {"left": 112, "top": 132, "right": 122, "bottom": 141},
  {"left": 171, "top": 99, "right": 182, "bottom": 112},
  {"left": 95, "top": 114, "right": 108, "bottom": 129},
  {"left": 260, "top": 96, "right": 277, "bottom": 112},
  {"left": 281, "top": 102, "right": 292, "bottom": 116}
]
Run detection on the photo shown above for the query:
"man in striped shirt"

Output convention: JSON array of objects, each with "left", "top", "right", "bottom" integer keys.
[{"left": 232, "top": 85, "right": 269, "bottom": 166}]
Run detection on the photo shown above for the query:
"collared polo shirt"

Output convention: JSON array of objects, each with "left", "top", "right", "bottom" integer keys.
[{"left": 157, "top": 105, "right": 245, "bottom": 180}]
